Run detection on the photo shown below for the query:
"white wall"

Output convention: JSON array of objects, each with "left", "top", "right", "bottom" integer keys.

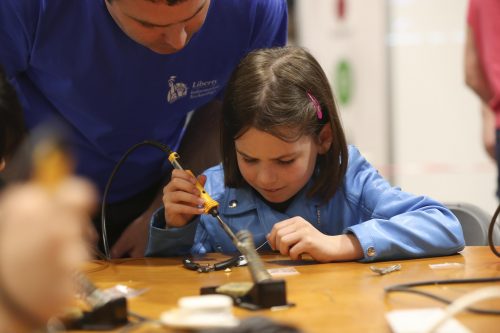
[
  {"left": 390, "top": 0, "right": 497, "bottom": 214},
  {"left": 295, "top": 0, "right": 497, "bottom": 215},
  {"left": 296, "top": 0, "right": 389, "bottom": 169}
]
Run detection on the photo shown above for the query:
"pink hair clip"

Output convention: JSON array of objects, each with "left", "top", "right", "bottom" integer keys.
[{"left": 306, "top": 92, "right": 323, "bottom": 120}]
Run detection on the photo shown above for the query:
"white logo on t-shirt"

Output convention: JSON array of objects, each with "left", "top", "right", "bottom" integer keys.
[
  {"left": 190, "top": 79, "right": 219, "bottom": 99},
  {"left": 167, "top": 76, "right": 188, "bottom": 103}
]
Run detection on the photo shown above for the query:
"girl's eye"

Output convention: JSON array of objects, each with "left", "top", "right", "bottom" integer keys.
[
  {"left": 278, "top": 159, "right": 294, "bottom": 165},
  {"left": 243, "top": 158, "right": 257, "bottom": 164}
]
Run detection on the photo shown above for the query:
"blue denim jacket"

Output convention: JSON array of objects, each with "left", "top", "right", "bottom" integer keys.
[{"left": 146, "top": 146, "right": 465, "bottom": 262}]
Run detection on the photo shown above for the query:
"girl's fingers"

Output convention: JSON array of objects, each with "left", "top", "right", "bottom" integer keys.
[
  {"left": 278, "top": 231, "right": 302, "bottom": 256},
  {"left": 274, "top": 223, "right": 299, "bottom": 251},
  {"left": 267, "top": 219, "right": 297, "bottom": 249},
  {"left": 289, "top": 240, "right": 308, "bottom": 261},
  {"left": 171, "top": 169, "right": 197, "bottom": 184},
  {"left": 267, "top": 233, "right": 276, "bottom": 250},
  {"left": 166, "top": 177, "right": 201, "bottom": 196},
  {"left": 197, "top": 174, "right": 207, "bottom": 187},
  {"left": 164, "top": 190, "right": 204, "bottom": 207},
  {"left": 162, "top": 170, "right": 211, "bottom": 228},
  {"left": 167, "top": 203, "right": 205, "bottom": 216}
]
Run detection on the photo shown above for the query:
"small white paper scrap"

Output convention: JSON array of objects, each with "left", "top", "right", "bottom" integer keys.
[
  {"left": 101, "top": 284, "right": 149, "bottom": 299},
  {"left": 386, "top": 308, "right": 471, "bottom": 333},
  {"left": 267, "top": 267, "right": 300, "bottom": 277},
  {"left": 428, "top": 262, "right": 464, "bottom": 270}
]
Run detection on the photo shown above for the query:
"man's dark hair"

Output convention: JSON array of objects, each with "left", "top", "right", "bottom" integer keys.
[
  {"left": 221, "top": 46, "right": 349, "bottom": 202},
  {"left": 0, "top": 66, "right": 25, "bottom": 160}
]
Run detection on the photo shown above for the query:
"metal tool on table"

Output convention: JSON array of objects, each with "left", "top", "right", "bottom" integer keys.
[
  {"left": 370, "top": 264, "right": 401, "bottom": 276},
  {"left": 61, "top": 272, "right": 128, "bottom": 330},
  {"left": 200, "top": 230, "right": 292, "bottom": 310},
  {"left": 182, "top": 255, "right": 248, "bottom": 273}
]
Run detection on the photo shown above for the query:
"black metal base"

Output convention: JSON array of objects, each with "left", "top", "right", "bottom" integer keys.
[
  {"left": 201, "top": 279, "right": 292, "bottom": 310},
  {"left": 63, "top": 297, "right": 128, "bottom": 330}
]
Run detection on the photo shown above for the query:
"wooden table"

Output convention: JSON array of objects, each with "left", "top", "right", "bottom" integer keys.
[{"left": 84, "top": 247, "right": 500, "bottom": 332}]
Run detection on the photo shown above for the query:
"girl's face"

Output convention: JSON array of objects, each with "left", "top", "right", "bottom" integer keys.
[{"left": 235, "top": 127, "right": 332, "bottom": 203}]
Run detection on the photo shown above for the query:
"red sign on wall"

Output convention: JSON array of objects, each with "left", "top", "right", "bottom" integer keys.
[{"left": 336, "top": 0, "right": 346, "bottom": 20}]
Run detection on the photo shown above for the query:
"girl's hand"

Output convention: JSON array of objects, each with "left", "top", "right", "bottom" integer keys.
[
  {"left": 266, "top": 217, "right": 363, "bottom": 262},
  {"left": 162, "top": 169, "right": 206, "bottom": 228}
]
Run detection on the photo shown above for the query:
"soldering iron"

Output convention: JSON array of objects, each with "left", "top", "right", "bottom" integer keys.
[
  {"left": 167, "top": 148, "right": 273, "bottom": 282},
  {"left": 101, "top": 140, "right": 243, "bottom": 260},
  {"left": 100, "top": 140, "right": 289, "bottom": 310},
  {"left": 166, "top": 148, "right": 240, "bottom": 244}
]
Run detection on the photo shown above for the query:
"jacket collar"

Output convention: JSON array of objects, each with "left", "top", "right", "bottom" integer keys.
[
  {"left": 218, "top": 181, "right": 323, "bottom": 217},
  {"left": 219, "top": 186, "right": 258, "bottom": 216}
]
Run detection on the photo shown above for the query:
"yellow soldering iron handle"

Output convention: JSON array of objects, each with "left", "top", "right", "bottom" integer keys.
[
  {"left": 33, "top": 138, "right": 72, "bottom": 191},
  {"left": 185, "top": 170, "right": 219, "bottom": 215},
  {"left": 168, "top": 151, "right": 219, "bottom": 215}
]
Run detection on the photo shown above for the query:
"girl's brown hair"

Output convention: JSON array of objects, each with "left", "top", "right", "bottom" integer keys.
[{"left": 221, "top": 46, "right": 348, "bottom": 201}]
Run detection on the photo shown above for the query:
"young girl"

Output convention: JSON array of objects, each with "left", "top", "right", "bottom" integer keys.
[{"left": 146, "top": 46, "right": 465, "bottom": 262}]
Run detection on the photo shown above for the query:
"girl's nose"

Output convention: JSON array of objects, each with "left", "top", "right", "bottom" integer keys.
[{"left": 256, "top": 166, "right": 278, "bottom": 186}]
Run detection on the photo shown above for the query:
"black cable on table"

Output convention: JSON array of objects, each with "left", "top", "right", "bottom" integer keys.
[
  {"left": 488, "top": 202, "right": 500, "bottom": 258},
  {"left": 385, "top": 276, "right": 500, "bottom": 315}
]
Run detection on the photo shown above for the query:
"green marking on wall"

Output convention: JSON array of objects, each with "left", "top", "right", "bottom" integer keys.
[{"left": 334, "top": 59, "right": 353, "bottom": 106}]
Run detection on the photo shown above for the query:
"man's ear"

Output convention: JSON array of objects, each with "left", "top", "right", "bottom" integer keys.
[
  {"left": 0, "top": 158, "right": 5, "bottom": 172},
  {"left": 317, "top": 125, "right": 333, "bottom": 154}
]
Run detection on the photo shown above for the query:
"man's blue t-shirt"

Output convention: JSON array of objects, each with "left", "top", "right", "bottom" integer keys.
[{"left": 0, "top": 0, "right": 287, "bottom": 202}]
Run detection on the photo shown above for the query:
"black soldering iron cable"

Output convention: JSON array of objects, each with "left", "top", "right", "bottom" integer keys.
[
  {"left": 488, "top": 202, "right": 500, "bottom": 258},
  {"left": 101, "top": 140, "right": 172, "bottom": 260}
]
